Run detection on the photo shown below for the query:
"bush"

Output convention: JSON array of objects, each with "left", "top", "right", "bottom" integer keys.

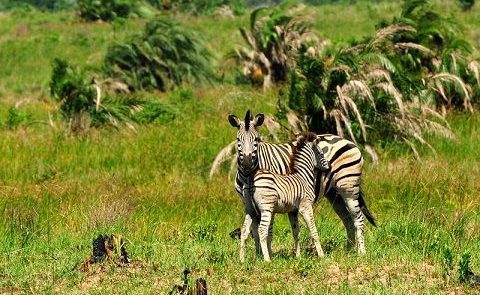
[
  {"left": 283, "top": 47, "right": 455, "bottom": 153},
  {"left": 104, "top": 18, "right": 215, "bottom": 92},
  {"left": 279, "top": 0, "right": 477, "bottom": 154},
  {"left": 376, "top": 0, "right": 480, "bottom": 112},
  {"left": 5, "top": 107, "right": 31, "bottom": 129},
  {"left": 50, "top": 58, "right": 175, "bottom": 132},
  {"left": 458, "top": 0, "right": 475, "bottom": 11},
  {"left": 77, "top": 0, "right": 155, "bottom": 21},
  {"left": 233, "top": 5, "right": 316, "bottom": 88},
  {"left": 78, "top": 0, "right": 133, "bottom": 21},
  {"left": 0, "top": 0, "right": 75, "bottom": 11},
  {"left": 50, "top": 58, "right": 97, "bottom": 131},
  {"left": 147, "top": 0, "right": 245, "bottom": 15}
]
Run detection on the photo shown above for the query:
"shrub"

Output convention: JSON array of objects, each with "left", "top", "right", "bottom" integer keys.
[
  {"left": 283, "top": 47, "right": 454, "bottom": 154},
  {"left": 77, "top": 0, "right": 155, "bottom": 21},
  {"left": 147, "top": 0, "right": 245, "bottom": 15},
  {"left": 78, "top": 0, "right": 131, "bottom": 21},
  {"left": 374, "top": 0, "right": 480, "bottom": 111},
  {"left": 104, "top": 18, "right": 214, "bottom": 92},
  {"left": 0, "top": 0, "right": 75, "bottom": 11},
  {"left": 279, "top": 0, "right": 480, "bottom": 156},
  {"left": 50, "top": 58, "right": 97, "bottom": 132},
  {"left": 5, "top": 107, "right": 31, "bottom": 129},
  {"left": 233, "top": 5, "right": 316, "bottom": 88},
  {"left": 458, "top": 252, "right": 473, "bottom": 283},
  {"left": 458, "top": 0, "right": 475, "bottom": 11},
  {"left": 50, "top": 58, "right": 175, "bottom": 132}
]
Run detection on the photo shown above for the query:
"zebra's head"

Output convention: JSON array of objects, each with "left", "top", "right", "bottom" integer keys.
[{"left": 228, "top": 110, "right": 265, "bottom": 174}]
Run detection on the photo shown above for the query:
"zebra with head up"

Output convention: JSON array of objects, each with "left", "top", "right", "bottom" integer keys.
[
  {"left": 228, "top": 110, "right": 376, "bottom": 259},
  {"left": 248, "top": 133, "right": 326, "bottom": 261}
]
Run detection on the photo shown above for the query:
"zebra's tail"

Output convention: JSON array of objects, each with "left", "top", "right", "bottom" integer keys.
[{"left": 359, "top": 190, "right": 377, "bottom": 227}]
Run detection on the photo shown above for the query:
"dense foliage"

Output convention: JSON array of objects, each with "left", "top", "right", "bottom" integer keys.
[
  {"left": 50, "top": 58, "right": 97, "bottom": 131},
  {"left": 458, "top": 0, "right": 475, "bottom": 10},
  {"left": 50, "top": 59, "right": 175, "bottom": 132},
  {"left": 280, "top": 0, "right": 478, "bottom": 153},
  {"left": 376, "top": 0, "right": 480, "bottom": 111},
  {"left": 234, "top": 6, "right": 315, "bottom": 88},
  {"left": 0, "top": 0, "right": 74, "bottom": 10},
  {"left": 77, "top": 0, "right": 155, "bottom": 21},
  {"left": 148, "top": 0, "right": 245, "bottom": 15},
  {"left": 104, "top": 18, "right": 214, "bottom": 91}
]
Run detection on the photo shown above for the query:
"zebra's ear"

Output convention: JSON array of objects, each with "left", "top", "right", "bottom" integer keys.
[
  {"left": 252, "top": 113, "right": 264, "bottom": 127},
  {"left": 228, "top": 114, "right": 241, "bottom": 128}
]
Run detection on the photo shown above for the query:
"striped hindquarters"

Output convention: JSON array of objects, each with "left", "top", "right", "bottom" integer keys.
[{"left": 314, "top": 134, "right": 363, "bottom": 200}]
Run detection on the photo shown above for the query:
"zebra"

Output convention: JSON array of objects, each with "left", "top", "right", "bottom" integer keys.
[
  {"left": 246, "top": 133, "right": 326, "bottom": 261},
  {"left": 228, "top": 110, "right": 376, "bottom": 260}
]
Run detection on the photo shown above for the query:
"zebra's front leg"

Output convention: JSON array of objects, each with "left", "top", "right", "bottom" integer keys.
[
  {"left": 267, "top": 215, "right": 274, "bottom": 258},
  {"left": 258, "top": 211, "right": 274, "bottom": 261},
  {"left": 288, "top": 211, "right": 300, "bottom": 257},
  {"left": 240, "top": 214, "right": 253, "bottom": 262},
  {"left": 299, "top": 204, "right": 324, "bottom": 257},
  {"left": 250, "top": 218, "right": 261, "bottom": 255}
]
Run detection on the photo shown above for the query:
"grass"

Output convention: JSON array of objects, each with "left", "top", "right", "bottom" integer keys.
[{"left": 1, "top": 1, "right": 480, "bottom": 294}]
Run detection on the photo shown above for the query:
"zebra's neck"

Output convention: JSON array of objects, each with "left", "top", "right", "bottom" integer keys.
[
  {"left": 291, "top": 145, "right": 316, "bottom": 187},
  {"left": 257, "top": 141, "right": 293, "bottom": 175}
]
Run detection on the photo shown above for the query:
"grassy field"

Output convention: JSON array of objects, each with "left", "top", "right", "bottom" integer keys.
[{"left": 1, "top": 1, "right": 480, "bottom": 294}]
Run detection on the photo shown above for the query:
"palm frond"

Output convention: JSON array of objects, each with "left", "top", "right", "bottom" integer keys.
[
  {"left": 403, "top": 137, "right": 421, "bottom": 160},
  {"left": 394, "top": 42, "right": 434, "bottom": 55},
  {"left": 467, "top": 60, "right": 480, "bottom": 87},
  {"left": 364, "top": 145, "right": 379, "bottom": 165},
  {"left": 431, "top": 73, "right": 472, "bottom": 111},
  {"left": 209, "top": 141, "right": 236, "bottom": 179}
]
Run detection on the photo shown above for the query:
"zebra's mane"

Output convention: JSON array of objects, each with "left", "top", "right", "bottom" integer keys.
[
  {"left": 244, "top": 110, "right": 251, "bottom": 131},
  {"left": 288, "top": 132, "right": 317, "bottom": 173}
]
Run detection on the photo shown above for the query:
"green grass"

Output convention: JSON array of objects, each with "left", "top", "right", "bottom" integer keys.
[{"left": 1, "top": 1, "right": 480, "bottom": 294}]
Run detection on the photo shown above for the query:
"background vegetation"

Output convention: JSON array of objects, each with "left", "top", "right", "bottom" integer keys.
[{"left": 0, "top": 0, "right": 479, "bottom": 293}]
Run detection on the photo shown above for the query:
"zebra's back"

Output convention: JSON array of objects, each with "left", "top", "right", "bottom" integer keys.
[
  {"left": 315, "top": 135, "right": 363, "bottom": 198},
  {"left": 256, "top": 134, "right": 363, "bottom": 200}
]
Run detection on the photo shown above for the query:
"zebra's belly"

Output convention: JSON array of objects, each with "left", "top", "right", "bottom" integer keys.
[{"left": 273, "top": 197, "right": 300, "bottom": 214}]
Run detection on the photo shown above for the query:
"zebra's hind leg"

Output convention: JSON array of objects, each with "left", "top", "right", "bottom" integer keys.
[
  {"left": 288, "top": 211, "right": 300, "bottom": 257},
  {"left": 338, "top": 186, "right": 366, "bottom": 255},
  {"left": 346, "top": 198, "right": 365, "bottom": 255},
  {"left": 258, "top": 210, "right": 274, "bottom": 261},
  {"left": 327, "top": 192, "right": 355, "bottom": 250},
  {"left": 299, "top": 204, "right": 324, "bottom": 257},
  {"left": 240, "top": 214, "right": 253, "bottom": 262}
]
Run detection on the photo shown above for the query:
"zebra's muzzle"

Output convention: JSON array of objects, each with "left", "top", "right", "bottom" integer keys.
[{"left": 240, "top": 155, "right": 256, "bottom": 174}]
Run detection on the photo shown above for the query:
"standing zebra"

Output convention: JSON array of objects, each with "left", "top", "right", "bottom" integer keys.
[
  {"left": 248, "top": 133, "right": 326, "bottom": 261},
  {"left": 228, "top": 110, "right": 376, "bottom": 259}
]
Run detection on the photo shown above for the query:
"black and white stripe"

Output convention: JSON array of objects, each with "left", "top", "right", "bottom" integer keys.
[
  {"left": 244, "top": 133, "right": 324, "bottom": 261},
  {"left": 229, "top": 110, "right": 376, "bottom": 260}
]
